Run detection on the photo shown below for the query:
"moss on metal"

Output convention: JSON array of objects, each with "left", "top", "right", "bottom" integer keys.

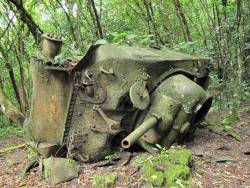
[
  {"left": 134, "top": 148, "right": 192, "bottom": 187},
  {"left": 29, "top": 43, "right": 211, "bottom": 168}
]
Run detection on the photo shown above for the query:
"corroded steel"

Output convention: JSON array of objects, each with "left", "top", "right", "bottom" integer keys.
[
  {"left": 28, "top": 40, "right": 212, "bottom": 163},
  {"left": 121, "top": 115, "right": 159, "bottom": 149}
]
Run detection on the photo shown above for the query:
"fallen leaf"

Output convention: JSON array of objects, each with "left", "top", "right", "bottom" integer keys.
[
  {"left": 225, "top": 129, "right": 242, "bottom": 141},
  {"left": 91, "top": 160, "right": 114, "bottom": 167},
  {"left": 212, "top": 156, "right": 237, "bottom": 163},
  {"left": 117, "top": 152, "right": 132, "bottom": 166},
  {"left": 216, "top": 145, "right": 232, "bottom": 151}
]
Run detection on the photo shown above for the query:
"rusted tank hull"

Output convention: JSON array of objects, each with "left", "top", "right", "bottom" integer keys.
[{"left": 28, "top": 44, "right": 212, "bottom": 162}]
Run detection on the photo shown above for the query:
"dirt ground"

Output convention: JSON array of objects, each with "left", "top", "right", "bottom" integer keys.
[{"left": 0, "top": 107, "right": 249, "bottom": 188}]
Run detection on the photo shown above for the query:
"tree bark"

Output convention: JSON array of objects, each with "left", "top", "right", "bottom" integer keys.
[
  {"left": 159, "top": 0, "right": 176, "bottom": 45},
  {"left": 236, "top": 0, "right": 242, "bottom": 81},
  {"left": 86, "top": 0, "right": 99, "bottom": 38},
  {"left": 6, "top": 62, "right": 23, "bottom": 110},
  {"left": 0, "top": 75, "right": 3, "bottom": 90},
  {"left": 91, "top": 0, "right": 103, "bottom": 39},
  {"left": 7, "top": 0, "right": 43, "bottom": 43},
  {"left": 199, "top": 0, "right": 224, "bottom": 78},
  {"left": 16, "top": 20, "right": 29, "bottom": 113},
  {"left": 142, "top": 0, "right": 164, "bottom": 45},
  {"left": 56, "top": 0, "right": 81, "bottom": 48},
  {"left": 0, "top": 87, "right": 25, "bottom": 126},
  {"left": 0, "top": 44, "right": 23, "bottom": 112},
  {"left": 172, "top": 0, "right": 192, "bottom": 42},
  {"left": 88, "top": 0, "right": 104, "bottom": 39}
]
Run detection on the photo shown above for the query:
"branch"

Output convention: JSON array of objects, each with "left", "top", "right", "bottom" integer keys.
[
  {"left": 6, "top": 0, "right": 43, "bottom": 43},
  {"left": 0, "top": 143, "right": 28, "bottom": 154},
  {"left": 0, "top": 15, "right": 14, "bottom": 40}
]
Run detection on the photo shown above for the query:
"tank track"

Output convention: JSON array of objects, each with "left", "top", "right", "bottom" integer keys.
[{"left": 63, "top": 72, "right": 81, "bottom": 143}]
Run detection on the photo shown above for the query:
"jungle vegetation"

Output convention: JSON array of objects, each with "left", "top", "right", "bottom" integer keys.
[{"left": 0, "top": 0, "right": 249, "bottom": 131}]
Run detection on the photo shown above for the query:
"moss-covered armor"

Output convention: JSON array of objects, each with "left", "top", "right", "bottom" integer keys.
[{"left": 28, "top": 37, "right": 212, "bottom": 162}]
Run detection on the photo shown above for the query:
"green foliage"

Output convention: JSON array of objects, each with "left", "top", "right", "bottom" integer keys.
[
  {"left": 134, "top": 148, "right": 192, "bottom": 187},
  {"left": 244, "top": 105, "right": 250, "bottom": 113},
  {"left": 55, "top": 42, "right": 82, "bottom": 62},
  {"left": 0, "top": 116, "right": 24, "bottom": 139},
  {"left": 220, "top": 111, "right": 242, "bottom": 141},
  {"left": 221, "top": 111, "right": 239, "bottom": 127},
  {"left": 0, "top": 0, "right": 249, "bottom": 139},
  {"left": 205, "top": 118, "right": 219, "bottom": 127},
  {"left": 209, "top": 73, "right": 250, "bottom": 109},
  {"left": 95, "top": 39, "right": 108, "bottom": 45},
  {"left": 106, "top": 31, "right": 155, "bottom": 46},
  {"left": 93, "top": 174, "right": 117, "bottom": 188},
  {"left": 205, "top": 111, "right": 242, "bottom": 141},
  {"left": 104, "top": 153, "right": 117, "bottom": 161},
  {"left": 25, "top": 146, "right": 39, "bottom": 159},
  {"left": 173, "top": 41, "right": 204, "bottom": 55}
]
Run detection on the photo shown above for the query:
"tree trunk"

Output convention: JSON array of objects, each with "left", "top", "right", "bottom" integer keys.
[
  {"left": 17, "top": 20, "right": 29, "bottom": 114},
  {"left": 0, "top": 87, "right": 25, "bottom": 126},
  {"left": 56, "top": 0, "right": 80, "bottom": 47},
  {"left": 131, "top": 0, "right": 151, "bottom": 35},
  {"left": 142, "top": 0, "right": 164, "bottom": 45},
  {"left": 0, "top": 75, "right": 3, "bottom": 90},
  {"left": 0, "top": 44, "right": 23, "bottom": 112},
  {"left": 7, "top": 0, "right": 43, "bottom": 43},
  {"left": 89, "top": 0, "right": 104, "bottom": 39},
  {"left": 86, "top": 0, "right": 99, "bottom": 38},
  {"left": 5, "top": 62, "right": 23, "bottom": 110},
  {"left": 236, "top": 0, "right": 242, "bottom": 81},
  {"left": 172, "top": 0, "right": 192, "bottom": 42},
  {"left": 199, "top": 0, "right": 224, "bottom": 78}
]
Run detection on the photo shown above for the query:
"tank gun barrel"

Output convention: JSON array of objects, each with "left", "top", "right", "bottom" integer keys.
[{"left": 121, "top": 114, "right": 160, "bottom": 149}]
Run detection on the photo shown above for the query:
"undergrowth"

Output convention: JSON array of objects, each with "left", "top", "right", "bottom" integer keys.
[
  {"left": 209, "top": 73, "right": 250, "bottom": 110},
  {"left": 93, "top": 174, "right": 117, "bottom": 188},
  {"left": 0, "top": 115, "right": 24, "bottom": 139},
  {"left": 133, "top": 148, "right": 192, "bottom": 187}
]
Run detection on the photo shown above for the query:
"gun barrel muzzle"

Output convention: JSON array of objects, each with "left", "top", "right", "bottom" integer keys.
[{"left": 121, "top": 115, "right": 159, "bottom": 149}]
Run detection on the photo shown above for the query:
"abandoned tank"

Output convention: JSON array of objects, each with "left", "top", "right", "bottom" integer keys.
[{"left": 27, "top": 34, "right": 212, "bottom": 165}]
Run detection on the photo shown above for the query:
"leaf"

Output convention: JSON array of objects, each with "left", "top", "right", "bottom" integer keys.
[
  {"left": 117, "top": 151, "right": 132, "bottom": 166},
  {"left": 155, "top": 144, "right": 163, "bottom": 151},
  {"left": 205, "top": 126, "right": 227, "bottom": 136},
  {"left": 216, "top": 145, "right": 232, "bottom": 151},
  {"left": 92, "top": 160, "right": 113, "bottom": 167},
  {"left": 225, "top": 129, "right": 242, "bottom": 141},
  {"left": 95, "top": 39, "right": 108, "bottom": 45},
  {"left": 212, "top": 156, "right": 237, "bottom": 163},
  {"left": 126, "top": 34, "right": 137, "bottom": 40}
]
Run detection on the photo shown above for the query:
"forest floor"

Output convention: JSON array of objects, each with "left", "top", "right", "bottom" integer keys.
[{"left": 0, "top": 103, "right": 249, "bottom": 188}]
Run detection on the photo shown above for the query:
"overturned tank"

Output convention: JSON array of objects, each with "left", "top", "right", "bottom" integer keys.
[{"left": 27, "top": 35, "right": 212, "bottom": 163}]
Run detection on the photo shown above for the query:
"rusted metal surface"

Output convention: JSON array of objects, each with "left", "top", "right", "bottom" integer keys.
[{"left": 28, "top": 42, "right": 212, "bottom": 164}]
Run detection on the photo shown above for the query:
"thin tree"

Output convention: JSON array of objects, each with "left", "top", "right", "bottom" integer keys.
[
  {"left": 87, "top": 0, "right": 104, "bottom": 39},
  {"left": 6, "top": 0, "right": 43, "bottom": 43},
  {"left": 172, "top": 0, "right": 192, "bottom": 42}
]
